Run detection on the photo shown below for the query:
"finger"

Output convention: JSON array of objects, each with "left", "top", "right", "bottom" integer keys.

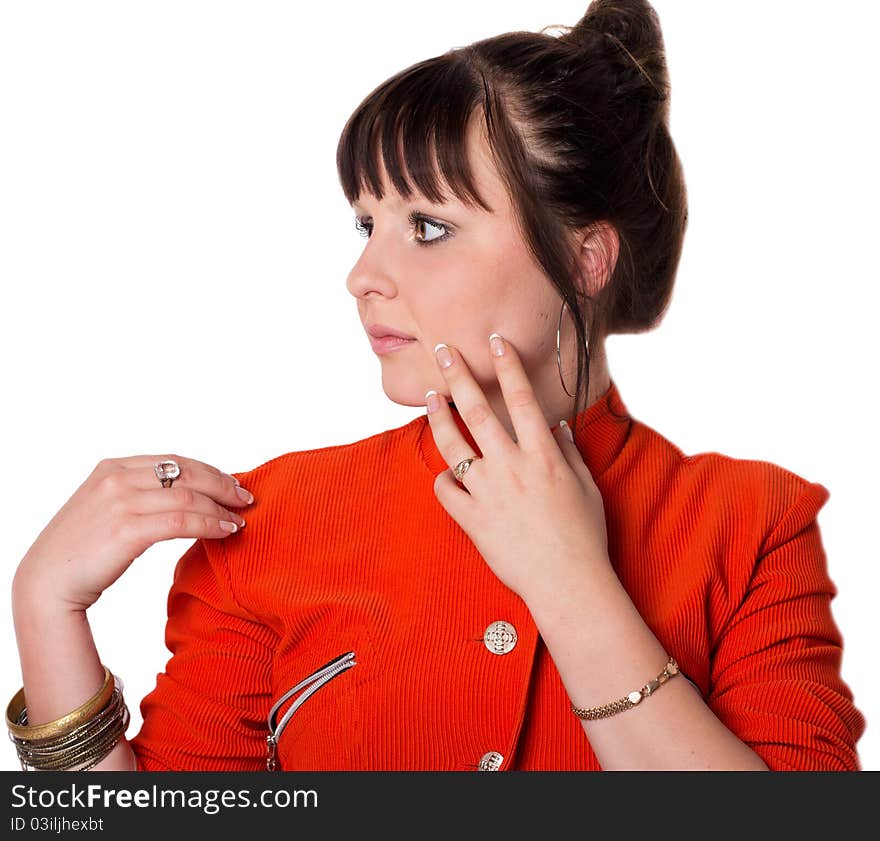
[
  {"left": 552, "top": 419, "right": 588, "bottom": 477},
  {"left": 424, "top": 388, "right": 482, "bottom": 484},
  {"left": 120, "top": 456, "right": 254, "bottom": 509},
  {"left": 131, "top": 486, "right": 248, "bottom": 528},
  {"left": 431, "top": 342, "right": 512, "bottom": 460},
  {"left": 432, "top": 467, "right": 477, "bottom": 527},
  {"left": 106, "top": 454, "right": 225, "bottom": 480},
  {"left": 130, "top": 509, "right": 244, "bottom": 543},
  {"left": 487, "top": 332, "right": 556, "bottom": 452}
]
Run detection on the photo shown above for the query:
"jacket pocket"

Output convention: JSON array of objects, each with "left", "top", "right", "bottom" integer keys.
[{"left": 266, "top": 650, "right": 357, "bottom": 770}]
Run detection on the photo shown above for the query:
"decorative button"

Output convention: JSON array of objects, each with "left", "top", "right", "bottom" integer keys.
[
  {"left": 483, "top": 621, "right": 517, "bottom": 655},
  {"left": 478, "top": 751, "right": 504, "bottom": 771}
]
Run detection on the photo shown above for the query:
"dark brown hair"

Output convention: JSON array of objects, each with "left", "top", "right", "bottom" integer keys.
[{"left": 336, "top": 0, "right": 688, "bottom": 421}]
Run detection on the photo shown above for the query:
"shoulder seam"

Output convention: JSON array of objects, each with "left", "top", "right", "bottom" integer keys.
[{"left": 759, "top": 480, "right": 829, "bottom": 557}]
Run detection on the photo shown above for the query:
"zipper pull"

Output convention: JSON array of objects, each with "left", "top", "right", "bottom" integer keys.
[
  {"left": 265, "top": 650, "right": 358, "bottom": 771},
  {"left": 266, "top": 734, "right": 277, "bottom": 771}
]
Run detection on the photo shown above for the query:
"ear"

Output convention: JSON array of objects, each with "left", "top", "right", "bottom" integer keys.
[{"left": 573, "top": 220, "right": 619, "bottom": 297}]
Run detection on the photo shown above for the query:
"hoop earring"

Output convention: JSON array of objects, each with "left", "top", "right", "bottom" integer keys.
[{"left": 557, "top": 298, "right": 590, "bottom": 400}]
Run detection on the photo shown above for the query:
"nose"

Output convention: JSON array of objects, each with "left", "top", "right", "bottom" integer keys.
[{"left": 345, "top": 239, "right": 399, "bottom": 301}]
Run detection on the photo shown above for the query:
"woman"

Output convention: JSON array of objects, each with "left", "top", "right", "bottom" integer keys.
[{"left": 8, "top": 0, "right": 865, "bottom": 771}]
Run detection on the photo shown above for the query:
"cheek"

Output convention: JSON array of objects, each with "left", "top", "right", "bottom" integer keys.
[
  {"left": 411, "top": 238, "right": 546, "bottom": 366},
  {"left": 414, "top": 271, "right": 489, "bottom": 335},
  {"left": 414, "top": 224, "right": 534, "bottom": 320}
]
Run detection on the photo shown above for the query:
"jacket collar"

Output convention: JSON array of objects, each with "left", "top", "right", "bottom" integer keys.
[{"left": 418, "top": 377, "right": 633, "bottom": 480}]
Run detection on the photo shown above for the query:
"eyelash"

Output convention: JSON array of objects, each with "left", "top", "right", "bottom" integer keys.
[{"left": 354, "top": 211, "right": 454, "bottom": 248}]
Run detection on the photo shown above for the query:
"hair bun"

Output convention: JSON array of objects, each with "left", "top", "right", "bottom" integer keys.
[
  {"left": 581, "top": 0, "right": 657, "bottom": 50},
  {"left": 563, "top": 0, "right": 669, "bottom": 105}
]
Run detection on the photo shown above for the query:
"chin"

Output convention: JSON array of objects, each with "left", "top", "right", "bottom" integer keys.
[{"left": 379, "top": 369, "right": 447, "bottom": 408}]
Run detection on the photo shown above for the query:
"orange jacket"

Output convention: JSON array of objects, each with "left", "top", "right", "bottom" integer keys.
[{"left": 129, "top": 379, "right": 865, "bottom": 770}]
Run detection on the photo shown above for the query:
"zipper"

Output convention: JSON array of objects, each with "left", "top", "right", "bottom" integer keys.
[{"left": 266, "top": 650, "right": 357, "bottom": 770}]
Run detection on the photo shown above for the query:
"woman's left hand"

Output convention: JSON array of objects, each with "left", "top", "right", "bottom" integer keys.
[{"left": 426, "top": 333, "right": 612, "bottom": 607}]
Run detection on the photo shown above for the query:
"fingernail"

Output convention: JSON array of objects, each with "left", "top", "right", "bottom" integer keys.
[
  {"left": 219, "top": 520, "right": 238, "bottom": 533},
  {"left": 488, "top": 332, "right": 505, "bottom": 356},
  {"left": 236, "top": 486, "right": 255, "bottom": 504},
  {"left": 425, "top": 389, "right": 441, "bottom": 414},
  {"left": 434, "top": 343, "right": 453, "bottom": 368},
  {"left": 559, "top": 419, "right": 575, "bottom": 443}
]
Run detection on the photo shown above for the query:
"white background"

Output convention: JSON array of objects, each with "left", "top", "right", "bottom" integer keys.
[{"left": 1, "top": 1, "right": 876, "bottom": 771}]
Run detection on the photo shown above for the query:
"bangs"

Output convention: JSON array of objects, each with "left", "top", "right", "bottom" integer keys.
[{"left": 336, "top": 53, "right": 494, "bottom": 212}]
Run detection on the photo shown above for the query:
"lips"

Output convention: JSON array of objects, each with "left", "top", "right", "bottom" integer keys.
[
  {"left": 365, "top": 323, "right": 416, "bottom": 340},
  {"left": 368, "top": 334, "right": 415, "bottom": 354}
]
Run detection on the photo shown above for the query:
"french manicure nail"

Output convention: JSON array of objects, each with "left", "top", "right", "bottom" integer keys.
[
  {"left": 559, "top": 419, "right": 575, "bottom": 443},
  {"left": 425, "top": 389, "right": 441, "bottom": 414},
  {"left": 236, "top": 486, "right": 255, "bottom": 504},
  {"left": 434, "top": 343, "right": 453, "bottom": 369},
  {"left": 489, "top": 332, "right": 505, "bottom": 356}
]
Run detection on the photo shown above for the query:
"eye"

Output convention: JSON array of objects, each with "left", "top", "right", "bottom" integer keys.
[
  {"left": 352, "top": 211, "right": 454, "bottom": 248},
  {"left": 409, "top": 212, "right": 450, "bottom": 247}
]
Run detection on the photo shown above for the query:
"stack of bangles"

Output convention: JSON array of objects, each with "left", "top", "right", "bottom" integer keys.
[{"left": 5, "top": 666, "right": 129, "bottom": 771}]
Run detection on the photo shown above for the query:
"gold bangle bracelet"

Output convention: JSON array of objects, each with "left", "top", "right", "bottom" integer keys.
[
  {"left": 571, "top": 656, "right": 680, "bottom": 720},
  {"left": 12, "top": 687, "right": 130, "bottom": 771},
  {"left": 15, "top": 685, "right": 123, "bottom": 752},
  {"left": 6, "top": 665, "right": 113, "bottom": 741}
]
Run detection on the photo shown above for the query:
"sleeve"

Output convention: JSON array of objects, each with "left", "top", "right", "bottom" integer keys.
[
  {"left": 128, "top": 537, "right": 278, "bottom": 771},
  {"left": 707, "top": 481, "right": 866, "bottom": 771}
]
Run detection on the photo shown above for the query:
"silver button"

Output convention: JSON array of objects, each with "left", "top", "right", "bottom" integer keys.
[
  {"left": 483, "top": 620, "right": 517, "bottom": 655},
  {"left": 478, "top": 751, "right": 504, "bottom": 771}
]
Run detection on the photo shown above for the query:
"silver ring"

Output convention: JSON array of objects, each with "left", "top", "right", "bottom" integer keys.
[
  {"left": 154, "top": 459, "right": 181, "bottom": 489},
  {"left": 453, "top": 457, "right": 477, "bottom": 482}
]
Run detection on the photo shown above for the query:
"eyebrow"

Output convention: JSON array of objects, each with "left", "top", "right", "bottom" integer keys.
[{"left": 351, "top": 195, "right": 458, "bottom": 214}]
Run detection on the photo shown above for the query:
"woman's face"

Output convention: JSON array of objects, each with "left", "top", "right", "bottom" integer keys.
[{"left": 346, "top": 120, "right": 580, "bottom": 435}]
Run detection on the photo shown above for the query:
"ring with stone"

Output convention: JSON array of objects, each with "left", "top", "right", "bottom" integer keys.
[
  {"left": 154, "top": 460, "right": 181, "bottom": 488},
  {"left": 453, "top": 457, "right": 477, "bottom": 482}
]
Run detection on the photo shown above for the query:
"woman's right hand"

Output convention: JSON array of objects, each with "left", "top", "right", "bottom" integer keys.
[{"left": 13, "top": 455, "right": 254, "bottom": 612}]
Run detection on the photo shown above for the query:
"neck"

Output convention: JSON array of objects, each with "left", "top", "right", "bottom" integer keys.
[{"left": 484, "top": 340, "right": 611, "bottom": 443}]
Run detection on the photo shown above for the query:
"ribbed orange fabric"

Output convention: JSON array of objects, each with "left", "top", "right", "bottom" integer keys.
[{"left": 129, "top": 378, "right": 865, "bottom": 771}]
